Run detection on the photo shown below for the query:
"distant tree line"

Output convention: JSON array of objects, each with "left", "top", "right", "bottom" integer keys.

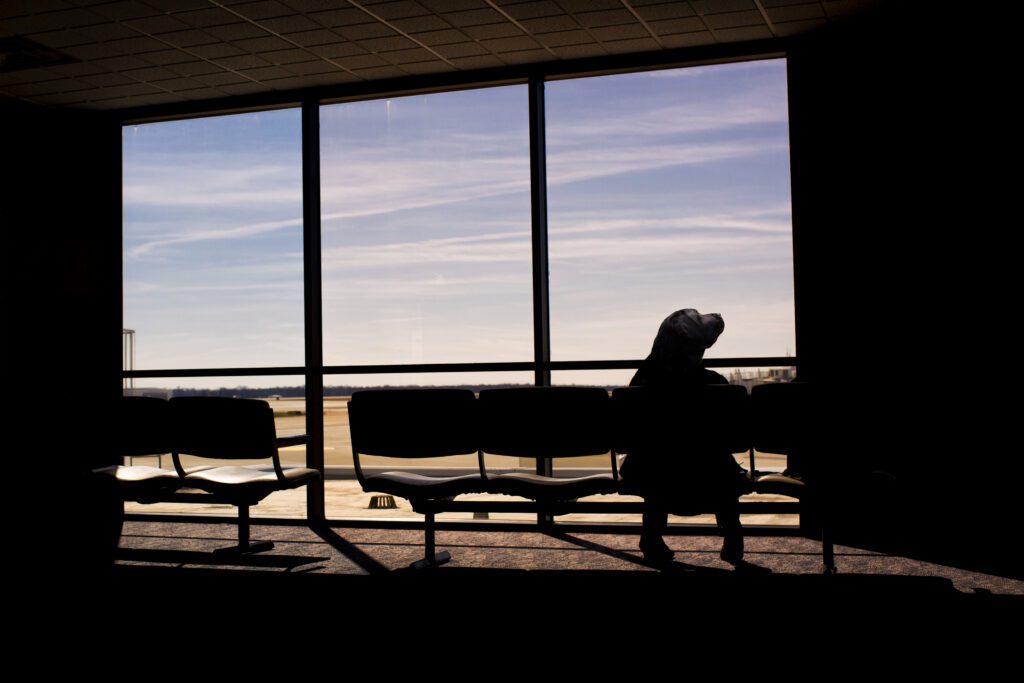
[{"left": 168, "top": 383, "right": 571, "bottom": 398}]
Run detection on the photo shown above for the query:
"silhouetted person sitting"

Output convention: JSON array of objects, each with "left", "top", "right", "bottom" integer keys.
[{"left": 621, "top": 309, "right": 748, "bottom": 565}]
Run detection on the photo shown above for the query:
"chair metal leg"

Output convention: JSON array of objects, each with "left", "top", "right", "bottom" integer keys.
[
  {"left": 410, "top": 511, "right": 450, "bottom": 570},
  {"left": 214, "top": 504, "right": 274, "bottom": 555}
]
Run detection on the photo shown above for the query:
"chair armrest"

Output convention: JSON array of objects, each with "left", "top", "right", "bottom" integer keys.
[{"left": 276, "top": 434, "right": 308, "bottom": 449}]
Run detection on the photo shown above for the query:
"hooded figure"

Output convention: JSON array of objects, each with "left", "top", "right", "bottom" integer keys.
[
  {"left": 631, "top": 309, "right": 725, "bottom": 387},
  {"left": 623, "top": 308, "right": 747, "bottom": 565}
]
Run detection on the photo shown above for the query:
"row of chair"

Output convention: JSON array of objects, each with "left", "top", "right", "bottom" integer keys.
[
  {"left": 96, "top": 395, "right": 320, "bottom": 554},
  {"left": 348, "top": 383, "right": 833, "bottom": 571}
]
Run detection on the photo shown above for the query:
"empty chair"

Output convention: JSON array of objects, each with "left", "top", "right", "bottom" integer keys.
[
  {"left": 750, "top": 381, "right": 835, "bottom": 573},
  {"left": 348, "top": 388, "right": 484, "bottom": 568},
  {"left": 94, "top": 396, "right": 188, "bottom": 501},
  {"left": 478, "top": 387, "right": 617, "bottom": 502},
  {"left": 170, "top": 396, "right": 318, "bottom": 554}
]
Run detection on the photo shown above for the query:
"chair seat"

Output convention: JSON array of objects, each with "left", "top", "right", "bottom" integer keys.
[
  {"left": 487, "top": 472, "right": 617, "bottom": 501},
  {"left": 94, "top": 464, "right": 211, "bottom": 499},
  {"left": 364, "top": 471, "right": 487, "bottom": 499},
  {"left": 184, "top": 465, "right": 320, "bottom": 499},
  {"left": 753, "top": 473, "right": 806, "bottom": 497}
]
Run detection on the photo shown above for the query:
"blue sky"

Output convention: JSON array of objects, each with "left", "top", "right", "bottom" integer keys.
[{"left": 123, "top": 58, "right": 793, "bottom": 389}]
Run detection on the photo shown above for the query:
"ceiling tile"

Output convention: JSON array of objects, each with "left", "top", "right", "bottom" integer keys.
[
  {"left": 495, "top": 48, "right": 549, "bottom": 64},
  {"left": 433, "top": 41, "right": 489, "bottom": 59},
  {"left": 397, "top": 60, "right": 455, "bottom": 75},
  {"left": 713, "top": 25, "right": 774, "bottom": 40},
  {"left": 535, "top": 29, "right": 590, "bottom": 47},
  {"left": 548, "top": 0, "right": 621, "bottom": 12},
  {"left": 418, "top": 0, "right": 487, "bottom": 12},
  {"left": 690, "top": 0, "right": 756, "bottom": 13},
  {"left": 481, "top": 35, "right": 542, "bottom": 53},
  {"left": 122, "top": 65, "right": 182, "bottom": 82},
  {"left": 204, "top": 23, "right": 271, "bottom": 41},
  {"left": 520, "top": 15, "right": 579, "bottom": 33},
  {"left": 0, "top": 1, "right": 74, "bottom": 19},
  {"left": 335, "top": 53, "right": 390, "bottom": 69},
  {"left": 337, "top": 23, "right": 401, "bottom": 40},
  {"left": 193, "top": 71, "right": 252, "bottom": 87},
  {"left": 284, "top": 29, "right": 345, "bottom": 46},
  {"left": 125, "top": 15, "right": 194, "bottom": 35},
  {"left": 217, "top": 82, "right": 269, "bottom": 95},
  {"left": 307, "top": 42, "right": 366, "bottom": 59},
  {"left": 603, "top": 37, "right": 661, "bottom": 53},
  {"left": 367, "top": 1, "right": 433, "bottom": 21},
  {"left": 181, "top": 86, "right": 234, "bottom": 100},
  {"left": 499, "top": 1, "right": 563, "bottom": 20},
  {"left": 634, "top": 3, "right": 698, "bottom": 21},
  {"left": 448, "top": 54, "right": 505, "bottom": 69},
  {"left": 590, "top": 24, "right": 651, "bottom": 41},
  {"left": 356, "top": 35, "right": 419, "bottom": 52},
  {"left": 658, "top": 31, "right": 715, "bottom": 48},
  {"left": 573, "top": 9, "right": 636, "bottom": 28},
  {"left": 388, "top": 15, "right": 452, "bottom": 33},
  {"left": 158, "top": 29, "right": 220, "bottom": 48},
  {"left": 231, "top": 35, "right": 296, "bottom": 53},
  {"left": 461, "top": 23, "right": 523, "bottom": 40},
  {"left": 83, "top": 72, "right": 136, "bottom": 87},
  {"left": 188, "top": 43, "right": 248, "bottom": 59},
  {"left": 261, "top": 47, "right": 316, "bottom": 64},
  {"left": 649, "top": 17, "right": 706, "bottom": 35},
  {"left": 771, "top": 18, "right": 827, "bottom": 36},
  {"left": 92, "top": 54, "right": 157, "bottom": 70},
  {"left": 257, "top": 14, "right": 323, "bottom": 34},
  {"left": 408, "top": 28, "right": 467, "bottom": 45},
  {"left": 143, "top": 0, "right": 213, "bottom": 12},
  {"left": 441, "top": 9, "right": 505, "bottom": 28},
  {"left": 239, "top": 64, "right": 297, "bottom": 80},
  {"left": 88, "top": 2, "right": 163, "bottom": 22},
  {"left": 284, "top": 59, "right": 339, "bottom": 75},
  {"left": 213, "top": 53, "right": 273, "bottom": 70},
  {"left": 550, "top": 43, "right": 606, "bottom": 59},
  {"left": 349, "top": 65, "right": 407, "bottom": 80},
  {"left": 174, "top": 8, "right": 242, "bottom": 29},
  {"left": 161, "top": 60, "right": 227, "bottom": 77},
  {"left": 230, "top": 1, "right": 297, "bottom": 21},
  {"left": 381, "top": 47, "right": 438, "bottom": 64},
  {"left": 146, "top": 76, "right": 207, "bottom": 92},
  {"left": 102, "top": 35, "right": 169, "bottom": 55},
  {"left": 765, "top": 4, "right": 826, "bottom": 23},
  {"left": 704, "top": 10, "right": 765, "bottom": 29},
  {"left": 306, "top": 8, "right": 371, "bottom": 29}
]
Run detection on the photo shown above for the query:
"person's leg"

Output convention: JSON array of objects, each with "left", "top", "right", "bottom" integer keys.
[
  {"left": 640, "top": 505, "right": 674, "bottom": 563},
  {"left": 716, "top": 505, "right": 744, "bottom": 564}
]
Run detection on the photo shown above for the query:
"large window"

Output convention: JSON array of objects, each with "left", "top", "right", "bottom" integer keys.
[{"left": 122, "top": 58, "right": 796, "bottom": 522}]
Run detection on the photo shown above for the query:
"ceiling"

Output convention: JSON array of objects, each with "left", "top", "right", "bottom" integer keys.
[{"left": 1, "top": 0, "right": 879, "bottom": 112}]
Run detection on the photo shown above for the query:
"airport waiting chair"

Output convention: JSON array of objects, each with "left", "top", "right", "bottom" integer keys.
[
  {"left": 170, "top": 396, "right": 319, "bottom": 554},
  {"left": 477, "top": 387, "right": 617, "bottom": 503},
  {"left": 94, "top": 396, "right": 191, "bottom": 500},
  {"left": 348, "top": 389, "right": 485, "bottom": 569},
  {"left": 749, "top": 381, "right": 836, "bottom": 573}
]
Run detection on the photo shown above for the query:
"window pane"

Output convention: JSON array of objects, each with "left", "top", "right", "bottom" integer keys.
[
  {"left": 123, "top": 109, "right": 304, "bottom": 370},
  {"left": 546, "top": 60, "right": 795, "bottom": 362},
  {"left": 320, "top": 87, "right": 533, "bottom": 366}
]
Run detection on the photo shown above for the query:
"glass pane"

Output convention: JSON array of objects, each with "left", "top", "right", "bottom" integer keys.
[
  {"left": 320, "top": 87, "right": 533, "bottom": 366},
  {"left": 546, "top": 60, "right": 795, "bottom": 363},
  {"left": 123, "top": 109, "right": 304, "bottom": 371}
]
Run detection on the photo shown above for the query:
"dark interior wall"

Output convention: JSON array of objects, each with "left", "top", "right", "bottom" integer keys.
[
  {"left": 787, "top": 5, "right": 1015, "bottom": 574},
  {"left": 2, "top": 102, "right": 123, "bottom": 571}
]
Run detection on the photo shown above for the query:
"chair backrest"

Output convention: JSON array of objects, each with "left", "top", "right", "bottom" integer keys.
[
  {"left": 348, "top": 389, "right": 479, "bottom": 458},
  {"left": 120, "top": 395, "right": 172, "bottom": 457},
  {"left": 478, "top": 387, "right": 611, "bottom": 459},
  {"left": 611, "top": 384, "right": 750, "bottom": 457},
  {"left": 170, "top": 396, "right": 278, "bottom": 460}
]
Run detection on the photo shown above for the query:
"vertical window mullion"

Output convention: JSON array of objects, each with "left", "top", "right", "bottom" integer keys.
[
  {"left": 302, "top": 98, "right": 325, "bottom": 523},
  {"left": 529, "top": 76, "right": 554, "bottom": 495}
]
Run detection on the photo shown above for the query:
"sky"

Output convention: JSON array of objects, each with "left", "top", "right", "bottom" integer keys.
[{"left": 123, "top": 58, "right": 794, "bottom": 390}]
